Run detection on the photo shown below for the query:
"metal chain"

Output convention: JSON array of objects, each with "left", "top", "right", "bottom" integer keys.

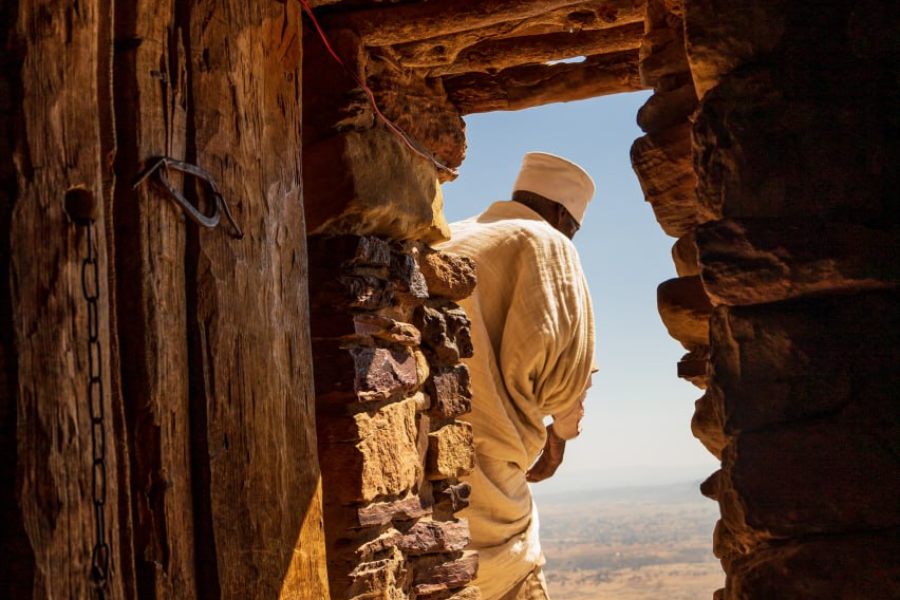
[{"left": 81, "top": 220, "right": 110, "bottom": 599}]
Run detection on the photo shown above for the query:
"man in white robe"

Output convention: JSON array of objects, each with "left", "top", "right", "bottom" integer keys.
[{"left": 439, "top": 153, "right": 597, "bottom": 600}]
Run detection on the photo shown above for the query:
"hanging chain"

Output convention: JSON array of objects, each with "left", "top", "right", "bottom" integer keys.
[{"left": 81, "top": 220, "right": 110, "bottom": 599}]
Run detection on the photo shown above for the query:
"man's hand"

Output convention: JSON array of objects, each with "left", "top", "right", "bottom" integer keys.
[{"left": 526, "top": 424, "right": 566, "bottom": 483}]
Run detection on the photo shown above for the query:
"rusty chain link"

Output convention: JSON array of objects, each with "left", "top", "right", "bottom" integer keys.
[{"left": 81, "top": 220, "right": 110, "bottom": 599}]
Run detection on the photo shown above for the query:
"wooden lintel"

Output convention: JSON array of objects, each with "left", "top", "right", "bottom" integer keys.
[
  {"left": 427, "top": 22, "right": 644, "bottom": 77},
  {"left": 442, "top": 49, "right": 645, "bottom": 114},
  {"left": 323, "top": 0, "right": 645, "bottom": 47},
  {"left": 391, "top": 1, "right": 644, "bottom": 68}
]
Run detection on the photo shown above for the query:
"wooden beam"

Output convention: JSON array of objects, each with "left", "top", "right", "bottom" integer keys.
[
  {"left": 427, "top": 22, "right": 644, "bottom": 77},
  {"left": 324, "top": 0, "right": 645, "bottom": 47},
  {"left": 390, "top": 1, "right": 643, "bottom": 68},
  {"left": 443, "top": 49, "right": 645, "bottom": 114}
]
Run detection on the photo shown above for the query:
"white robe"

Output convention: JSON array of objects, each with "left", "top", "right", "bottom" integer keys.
[{"left": 438, "top": 201, "right": 595, "bottom": 599}]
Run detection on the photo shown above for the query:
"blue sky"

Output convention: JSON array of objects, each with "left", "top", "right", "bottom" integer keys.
[{"left": 440, "top": 91, "right": 719, "bottom": 490}]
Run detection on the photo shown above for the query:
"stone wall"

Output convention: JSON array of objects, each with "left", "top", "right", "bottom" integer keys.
[
  {"left": 308, "top": 235, "right": 481, "bottom": 600},
  {"left": 633, "top": 0, "right": 900, "bottom": 598}
]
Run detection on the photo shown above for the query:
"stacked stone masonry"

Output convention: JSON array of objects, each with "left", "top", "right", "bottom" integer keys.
[
  {"left": 309, "top": 235, "right": 481, "bottom": 600},
  {"left": 634, "top": 0, "right": 900, "bottom": 598}
]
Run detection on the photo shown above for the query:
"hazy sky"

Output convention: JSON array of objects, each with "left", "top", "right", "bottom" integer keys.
[{"left": 440, "top": 91, "right": 719, "bottom": 490}]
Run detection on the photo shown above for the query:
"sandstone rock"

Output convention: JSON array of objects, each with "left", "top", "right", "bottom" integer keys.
[
  {"left": 636, "top": 83, "right": 698, "bottom": 134},
  {"left": 672, "top": 229, "right": 700, "bottom": 277},
  {"left": 415, "top": 304, "right": 474, "bottom": 367},
  {"left": 693, "top": 67, "right": 886, "bottom": 223},
  {"left": 631, "top": 122, "right": 700, "bottom": 238},
  {"left": 657, "top": 275, "right": 713, "bottom": 349},
  {"left": 307, "top": 235, "right": 392, "bottom": 271},
  {"left": 426, "top": 365, "right": 473, "bottom": 418},
  {"left": 696, "top": 219, "right": 900, "bottom": 306},
  {"left": 304, "top": 127, "right": 451, "bottom": 243},
  {"left": 310, "top": 275, "right": 395, "bottom": 313},
  {"left": 639, "top": 25, "right": 691, "bottom": 87},
  {"left": 398, "top": 519, "right": 470, "bottom": 555},
  {"left": 412, "top": 551, "right": 479, "bottom": 593},
  {"left": 418, "top": 586, "right": 482, "bottom": 600},
  {"left": 678, "top": 346, "right": 708, "bottom": 388},
  {"left": 312, "top": 313, "right": 422, "bottom": 345},
  {"left": 320, "top": 398, "right": 421, "bottom": 503},
  {"left": 712, "top": 519, "right": 749, "bottom": 572},
  {"left": 357, "top": 529, "right": 404, "bottom": 560},
  {"left": 358, "top": 494, "right": 434, "bottom": 528},
  {"left": 427, "top": 423, "right": 476, "bottom": 480},
  {"left": 691, "top": 391, "right": 726, "bottom": 459},
  {"left": 351, "top": 346, "right": 420, "bottom": 402},
  {"left": 727, "top": 531, "right": 900, "bottom": 600},
  {"left": 709, "top": 294, "right": 900, "bottom": 433},
  {"left": 682, "top": 0, "right": 787, "bottom": 98},
  {"left": 417, "top": 248, "right": 478, "bottom": 301},
  {"left": 391, "top": 244, "right": 430, "bottom": 300},
  {"left": 348, "top": 547, "right": 409, "bottom": 600},
  {"left": 719, "top": 420, "right": 900, "bottom": 539}
]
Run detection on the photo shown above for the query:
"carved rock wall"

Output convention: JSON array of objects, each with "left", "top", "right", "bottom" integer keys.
[
  {"left": 309, "top": 235, "right": 480, "bottom": 600},
  {"left": 634, "top": 0, "right": 900, "bottom": 598}
]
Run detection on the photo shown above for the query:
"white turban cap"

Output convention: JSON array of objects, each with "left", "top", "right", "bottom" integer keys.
[{"left": 512, "top": 152, "right": 595, "bottom": 225}]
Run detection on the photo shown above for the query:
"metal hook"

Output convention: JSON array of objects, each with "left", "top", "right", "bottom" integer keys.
[{"left": 133, "top": 157, "right": 244, "bottom": 239}]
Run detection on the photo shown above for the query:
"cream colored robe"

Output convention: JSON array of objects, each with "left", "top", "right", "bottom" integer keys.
[{"left": 438, "top": 201, "right": 595, "bottom": 600}]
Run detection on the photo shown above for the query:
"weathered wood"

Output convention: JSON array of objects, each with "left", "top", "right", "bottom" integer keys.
[
  {"left": 443, "top": 49, "right": 644, "bottom": 114},
  {"left": 8, "top": 0, "right": 130, "bottom": 598},
  {"left": 326, "top": 0, "right": 643, "bottom": 47},
  {"left": 112, "top": 1, "right": 198, "bottom": 598},
  {"left": 185, "top": 1, "right": 329, "bottom": 598},
  {"left": 390, "top": 1, "right": 643, "bottom": 69},
  {"left": 427, "top": 22, "right": 644, "bottom": 76}
]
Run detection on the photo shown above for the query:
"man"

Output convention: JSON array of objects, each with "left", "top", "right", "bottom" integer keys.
[{"left": 439, "top": 152, "right": 596, "bottom": 600}]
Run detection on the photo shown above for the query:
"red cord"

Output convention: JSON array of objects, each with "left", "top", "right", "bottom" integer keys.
[{"left": 298, "top": 0, "right": 458, "bottom": 177}]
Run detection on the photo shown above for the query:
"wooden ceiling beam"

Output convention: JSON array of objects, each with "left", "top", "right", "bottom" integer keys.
[
  {"left": 391, "top": 2, "right": 644, "bottom": 70},
  {"left": 323, "top": 0, "right": 645, "bottom": 47},
  {"left": 442, "top": 49, "right": 645, "bottom": 114},
  {"left": 425, "top": 21, "right": 644, "bottom": 77}
]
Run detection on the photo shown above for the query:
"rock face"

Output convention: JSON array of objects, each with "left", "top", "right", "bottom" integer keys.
[
  {"left": 310, "top": 235, "right": 479, "bottom": 600},
  {"left": 630, "top": 0, "right": 900, "bottom": 598}
]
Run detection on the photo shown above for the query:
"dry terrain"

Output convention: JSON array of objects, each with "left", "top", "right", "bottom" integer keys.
[{"left": 536, "top": 481, "right": 724, "bottom": 600}]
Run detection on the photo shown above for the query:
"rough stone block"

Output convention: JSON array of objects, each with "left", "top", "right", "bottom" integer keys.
[
  {"left": 307, "top": 235, "right": 392, "bottom": 272},
  {"left": 719, "top": 420, "right": 900, "bottom": 539},
  {"left": 348, "top": 547, "right": 409, "bottom": 600},
  {"left": 639, "top": 25, "right": 691, "bottom": 86},
  {"left": 391, "top": 244, "right": 430, "bottom": 300},
  {"left": 311, "top": 313, "right": 422, "bottom": 345},
  {"left": 304, "top": 127, "right": 451, "bottom": 243},
  {"left": 351, "top": 346, "right": 420, "bottom": 402},
  {"left": 709, "top": 294, "right": 900, "bottom": 433},
  {"left": 310, "top": 275, "right": 395, "bottom": 313},
  {"left": 412, "top": 551, "right": 479, "bottom": 594},
  {"left": 672, "top": 229, "right": 700, "bottom": 277},
  {"left": 426, "top": 423, "right": 475, "bottom": 480},
  {"left": 357, "top": 493, "right": 434, "bottom": 528},
  {"left": 657, "top": 275, "right": 713, "bottom": 349},
  {"left": 426, "top": 365, "right": 473, "bottom": 418},
  {"left": 691, "top": 391, "right": 726, "bottom": 459},
  {"left": 678, "top": 346, "right": 709, "bottom": 389},
  {"left": 397, "top": 519, "right": 470, "bottom": 555},
  {"left": 415, "top": 304, "right": 473, "bottom": 367},
  {"left": 320, "top": 398, "right": 421, "bottom": 503},
  {"left": 696, "top": 219, "right": 900, "bottom": 306},
  {"left": 417, "top": 587, "right": 482, "bottom": 600},
  {"left": 693, "top": 67, "right": 887, "bottom": 223},
  {"left": 683, "top": 0, "right": 787, "bottom": 98},
  {"left": 637, "top": 83, "right": 698, "bottom": 134},
  {"left": 726, "top": 531, "right": 900, "bottom": 600},
  {"left": 417, "top": 248, "right": 477, "bottom": 301},
  {"left": 631, "top": 123, "right": 701, "bottom": 238}
]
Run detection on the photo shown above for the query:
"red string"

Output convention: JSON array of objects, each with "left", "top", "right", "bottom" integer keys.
[{"left": 298, "top": 0, "right": 458, "bottom": 177}]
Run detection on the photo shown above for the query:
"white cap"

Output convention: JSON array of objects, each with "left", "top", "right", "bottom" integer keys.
[{"left": 512, "top": 152, "right": 595, "bottom": 224}]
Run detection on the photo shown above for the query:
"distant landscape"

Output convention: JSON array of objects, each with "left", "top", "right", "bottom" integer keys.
[{"left": 535, "top": 481, "right": 724, "bottom": 600}]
